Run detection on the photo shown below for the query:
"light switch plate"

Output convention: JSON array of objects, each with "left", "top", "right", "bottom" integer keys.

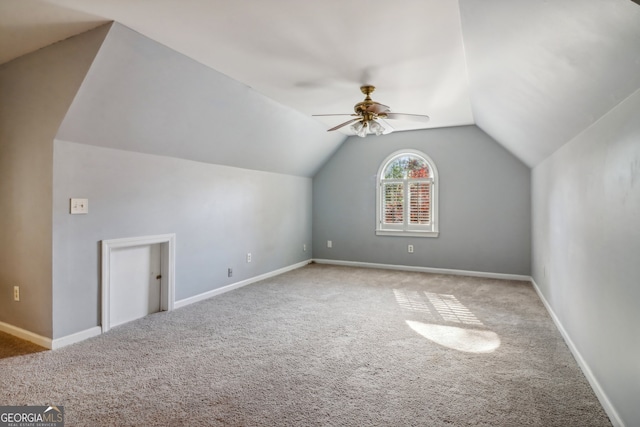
[{"left": 70, "top": 198, "right": 89, "bottom": 214}]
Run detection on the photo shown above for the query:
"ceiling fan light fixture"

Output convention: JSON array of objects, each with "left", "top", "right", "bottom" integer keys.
[
  {"left": 351, "top": 121, "right": 368, "bottom": 138},
  {"left": 369, "top": 120, "right": 385, "bottom": 136},
  {"left": 351, "top": 119, "right": 388, "bottom": 137}
]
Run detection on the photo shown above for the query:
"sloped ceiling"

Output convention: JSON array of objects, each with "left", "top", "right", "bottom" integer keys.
[
  {"left": 1, "top": 0, "right": 639, "bottom": 168},
  {"left": 460, "top": 0, "right": 640, "bottom": 166},
  {"left": 57, "top": 23, "right": 346, "bottom": 177}
]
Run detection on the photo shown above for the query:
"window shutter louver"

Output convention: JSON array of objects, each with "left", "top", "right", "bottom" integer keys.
[
  {"left": 383, "top": 182, "right": 404, "bottom": 224},
  {"left": 409, "top": 182, "right": 431, "bottom": 225}
]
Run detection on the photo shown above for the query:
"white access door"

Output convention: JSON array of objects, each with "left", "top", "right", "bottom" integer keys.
[{"left": 109, "top": 243, "right": 162, "bottom": 328}]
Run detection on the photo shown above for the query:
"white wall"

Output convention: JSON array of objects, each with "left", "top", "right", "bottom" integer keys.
[
  {"left": 532, "top": 88, "right": 640, "bottom": 426},
  {"left": 0, "top": 25, "right": 109, "bottom": 337}
]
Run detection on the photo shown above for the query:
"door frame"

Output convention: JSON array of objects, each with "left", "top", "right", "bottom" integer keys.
[{"left": 101, "top": 233, "right": 176, "bottom": 333}]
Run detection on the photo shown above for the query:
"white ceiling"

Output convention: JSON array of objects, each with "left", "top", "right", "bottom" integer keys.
[{"left": 2, "top": 0, "right": 639, "bottom": 167}]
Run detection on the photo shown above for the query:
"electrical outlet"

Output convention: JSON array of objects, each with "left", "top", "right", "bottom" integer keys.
[
  {"left": 408, "top": 244, "right": 414, "bottom": 253},
  {"left": 247, "top": 253, "right": 252, "bottom": 263},
  {"left": 228, "top": 268, "right": 233, "bottom": 278},
  {"left": 14, "top": 286, "right": 20, "bottom": 301},
  {"left": 327, "top": 240, "right": 332, "bottom": 248}
]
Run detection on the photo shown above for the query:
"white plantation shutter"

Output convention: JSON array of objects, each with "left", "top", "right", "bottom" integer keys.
[
  {"left": 409, "top": 181, "right": 431, "bottom": 225},
  {"left": 376, "top": 150, "right": 439, "bottom": 237},
  {"left": 383, "top": 182, "right": 404, "bottom": 225}
]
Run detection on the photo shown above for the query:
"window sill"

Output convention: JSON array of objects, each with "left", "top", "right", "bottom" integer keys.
[{"left": 376, "top": 229, "right": 439, "bottom": 238}]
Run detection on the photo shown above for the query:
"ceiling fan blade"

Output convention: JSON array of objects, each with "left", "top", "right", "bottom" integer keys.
[
  {"left": 312, "top": 113, "right": 357, "bottom": 117},
  {"left": 327, "top": 118, "right": 361, "bottom": 132},
  {"left": 383, "top": 113, "right": 430, "bottom": 123}
]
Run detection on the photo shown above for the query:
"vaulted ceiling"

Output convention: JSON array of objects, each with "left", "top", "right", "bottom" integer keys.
[{"left": 2, "top": 0, "right": 639, "bottom": 168}]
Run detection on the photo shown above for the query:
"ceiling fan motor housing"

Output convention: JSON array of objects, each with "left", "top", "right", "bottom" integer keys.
[{"left": 354, "top": 85, "right": 387, "bottom": 119}]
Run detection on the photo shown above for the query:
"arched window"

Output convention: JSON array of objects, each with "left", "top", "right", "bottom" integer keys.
[{"left": 376, "top": 149, "right": 439, "bottom": 237}]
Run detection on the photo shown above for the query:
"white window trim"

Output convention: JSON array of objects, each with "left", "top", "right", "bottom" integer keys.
[{"left": 376, "top": 149, "right": 439, "bottom": 238}]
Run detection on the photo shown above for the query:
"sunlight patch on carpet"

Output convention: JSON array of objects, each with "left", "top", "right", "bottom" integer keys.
[
  {"left": 393, "top": 289, "right": 483, "bottom": 326},
  {"left": 406, "top": 320, "right": 501, "bottom": 353},
  {"left": 424, "top": 292, "right": 483, "bottom": 326}
]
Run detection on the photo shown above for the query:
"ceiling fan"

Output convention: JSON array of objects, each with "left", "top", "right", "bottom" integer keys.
[{"left": 313, "top": 85, "right": 430, "bottom": 137}]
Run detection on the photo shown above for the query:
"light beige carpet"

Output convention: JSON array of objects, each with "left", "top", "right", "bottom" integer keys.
[
  {"left": 0, "top": 330, "right": 46, "bottom": 359},
  {"left": 0, "top": 264, "right": 611, "bottom": 426}
]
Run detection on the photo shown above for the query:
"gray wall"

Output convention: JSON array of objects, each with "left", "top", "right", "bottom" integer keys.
[
  {"left": 53, "top": 141, "right": 312, "bottom": 338},
  {"left": 49, "top": 22, "right": 326, "bottom": 338},
  {"left": 313, "top": 125, "right": 531, "bottom": 275},
  {"left": 0, "top": 25, "right": 109, "bottom": 337},
  {"left": 531, "top": 88, "right": 640, "bottom": 426}
]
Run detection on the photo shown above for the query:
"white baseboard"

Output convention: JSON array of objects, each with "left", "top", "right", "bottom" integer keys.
[
  {"left": 529, "top": 278, "right": 624, "bottom": 427},
  {"left": 312, "top": 259, "right": 531, "bottom": 281},
  {"left": 0, "top": 321, "right": 103, "bottom": 350},
  {"left": 174, "top": 260, "right": 312, "bottom": 309},
  {"left": 51, "top": 326, "right": 102, "bottom": 350},
  {"left": 0, "top": 320, "right": 52, "bottom": 349}
]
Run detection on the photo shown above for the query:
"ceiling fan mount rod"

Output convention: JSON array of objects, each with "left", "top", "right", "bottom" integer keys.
[{"left": 360, "top": 85, "right": 375, "bottom": 97}]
